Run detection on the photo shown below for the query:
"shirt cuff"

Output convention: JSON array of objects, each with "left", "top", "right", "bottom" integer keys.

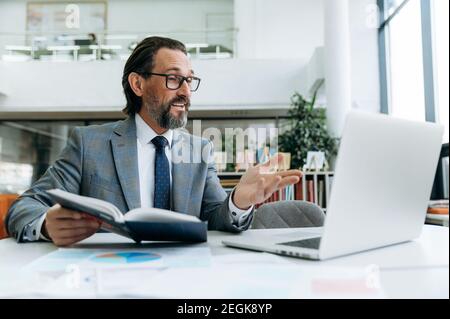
[
  {"left": 22, "top": 212, "right": 49, "bottom": 242},
  {"left": 228, "top": 189, "right": 253, "bottom": 226},
  {"left": 38, "top": 212, "right": 51, "bottom": 241},
  {"left": 38, "top": 213, "right": 51, "bottom": 241}
]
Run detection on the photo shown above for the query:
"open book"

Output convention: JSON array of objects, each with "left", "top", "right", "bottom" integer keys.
[{"left": 46, "top": 189, "right": 207, "bottom": 243}]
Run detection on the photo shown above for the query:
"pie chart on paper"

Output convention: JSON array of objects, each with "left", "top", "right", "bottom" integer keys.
[{"left": 90, "top": 252, "right": 161, "bottom": 264}]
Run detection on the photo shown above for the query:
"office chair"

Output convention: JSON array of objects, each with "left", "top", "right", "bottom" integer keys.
[{"left": 251, "top": 200, "right": 325, "bottom": 229}]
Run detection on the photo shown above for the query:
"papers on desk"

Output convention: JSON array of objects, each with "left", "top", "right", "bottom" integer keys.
[
  {"left": 23, "top": 245, "right": 211, "bottom": 272},
  {"left": 8, "top": 245, "right": 210, "bottom": 298},
  {"left": 6, "top": 248, "right": 385, "bottom": 298},
  {"left": 118, "top": 264, "right": 386, "bottom": 299}
]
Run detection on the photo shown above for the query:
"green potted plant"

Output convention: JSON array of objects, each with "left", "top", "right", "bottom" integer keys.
[{"left": 279, "top": 91, "right": 338, "bottom": 170}]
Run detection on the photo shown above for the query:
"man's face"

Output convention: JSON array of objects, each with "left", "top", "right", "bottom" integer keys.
[{"left": 140, "top": 48, "right": 193, "bottom": 130}]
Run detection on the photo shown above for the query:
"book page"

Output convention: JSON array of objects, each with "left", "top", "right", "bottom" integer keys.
[
  {"left": 125, "top": 207, "right": 201, "bottom": 223},
  {"left": 46, "top": 189, "right": 124, "bottom": 224}
]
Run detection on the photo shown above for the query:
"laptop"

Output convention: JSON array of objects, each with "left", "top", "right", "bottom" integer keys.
[{"left": 223, "top": 112, "right": 444, "bottom": 260}]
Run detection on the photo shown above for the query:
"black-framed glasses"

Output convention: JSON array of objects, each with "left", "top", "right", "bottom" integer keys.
[{"left": 141, "top": 72, "right": 201, "bottom": 92}]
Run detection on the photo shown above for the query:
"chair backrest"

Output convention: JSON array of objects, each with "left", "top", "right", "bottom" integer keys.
[
  {"left": 0, "top": 194, "right": 19, "bottom": 239},
  {"left": 251, "top": 200, "right": 325, "bottom": 229}
]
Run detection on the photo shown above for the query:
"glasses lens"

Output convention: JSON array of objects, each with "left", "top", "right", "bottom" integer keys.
[
  {"left": 166, "top": 75, "right": 181, "bottom": 90},
  {"left": 189, "top": 78, "right": 200, "bottom": 92}
]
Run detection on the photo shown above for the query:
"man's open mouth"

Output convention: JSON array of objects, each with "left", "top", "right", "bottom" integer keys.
[{"left": 171, "top": 102, "right": 187, "bottom": 110}]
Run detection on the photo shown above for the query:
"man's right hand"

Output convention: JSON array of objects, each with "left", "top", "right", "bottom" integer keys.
[{"left": 42, "top": 204, "right": 101, "bottom": 247}]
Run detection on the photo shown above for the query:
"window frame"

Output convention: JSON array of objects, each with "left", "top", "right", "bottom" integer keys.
[{"left": 378, "top": 0, "right": 438, "bottom": 123}]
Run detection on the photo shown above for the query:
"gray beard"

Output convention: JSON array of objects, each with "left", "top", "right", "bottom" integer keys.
[{"left": 145, "top": 100, "right": 188, "bottom": 130}]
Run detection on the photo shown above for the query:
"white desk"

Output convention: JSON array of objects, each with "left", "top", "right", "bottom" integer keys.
[{"left": 0, "top": 225, "right": 448, "bottom": 299}]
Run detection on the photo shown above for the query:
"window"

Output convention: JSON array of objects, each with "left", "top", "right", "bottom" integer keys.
[
  {"left": 386, "top": 0, "right": 408, "bottom": 16},
  {"left": 0, "top": 121, "right": 84, "bottom": 193},
  {"left": 379, "top": 0, "right": 449, "bottom": 142},
  {"left": 432, "top": 0, "right": 449, "bottom": 142},
  {"left": 388, "top": 0, "right": 425, "bottom": 122}
]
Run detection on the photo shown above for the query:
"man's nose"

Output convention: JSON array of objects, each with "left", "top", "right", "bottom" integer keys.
[{"left": 177, "top": 80, "right": 192, "bottom": 98}]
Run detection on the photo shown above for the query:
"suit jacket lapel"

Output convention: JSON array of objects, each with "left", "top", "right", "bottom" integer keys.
[
  {"left": 111, "top": 116, "right": 141, "bottom": 212},
  {"left": 171, "top": 130, "right": 194, "bottom": 214}
]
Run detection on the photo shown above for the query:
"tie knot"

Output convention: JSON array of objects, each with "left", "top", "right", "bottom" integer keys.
[{"left": 151, "top": 136, "right": 169, "bottom": 149}]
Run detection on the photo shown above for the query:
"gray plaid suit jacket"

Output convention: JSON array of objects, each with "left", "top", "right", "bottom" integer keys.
[{"left": 6, "top": 116, "right": 253, "bottom": 242}]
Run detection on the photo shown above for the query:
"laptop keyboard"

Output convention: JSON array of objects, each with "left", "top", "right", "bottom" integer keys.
[{"left": 278, "top": 237, "right": 322, "bottom": 249}]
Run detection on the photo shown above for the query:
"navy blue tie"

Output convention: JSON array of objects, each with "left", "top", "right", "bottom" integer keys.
[{"left": 152, "top": 136, "right": 170, "bottom": 210}]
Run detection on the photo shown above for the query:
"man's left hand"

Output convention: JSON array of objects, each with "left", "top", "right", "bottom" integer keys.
[{"left": 232, "top": 154, "right": 303, "bottom": 210}]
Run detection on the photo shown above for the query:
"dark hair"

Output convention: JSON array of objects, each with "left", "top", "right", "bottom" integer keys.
[{"left": 122, "top": 36, "right": 187, "bottom": 115}]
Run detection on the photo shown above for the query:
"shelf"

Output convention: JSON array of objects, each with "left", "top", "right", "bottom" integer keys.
[
  {"left": 302, "top": 171, "right": 334, "bottom": 175},
  {"left": 217, "top": 169, "right": 335, "bottom": 212},
  {"left": 218, "top": 172, "right": 245, "bottom": 177},
  {"left": 426, "top": 214, "right": 449, "bottom": 227}
]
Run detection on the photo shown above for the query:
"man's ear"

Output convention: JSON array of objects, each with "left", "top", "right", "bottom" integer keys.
[{"left": 128, "top": 72, "right": 144, "bottom": 97}]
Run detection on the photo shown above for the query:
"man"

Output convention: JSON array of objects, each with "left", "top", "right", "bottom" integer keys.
[{"left": 6, "top": 37, "right": 302, "bottom": 246}]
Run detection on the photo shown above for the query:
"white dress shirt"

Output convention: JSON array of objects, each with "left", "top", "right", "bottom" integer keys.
[
  {"left": 136, "top": 114, "right": 174, "bottom": 209},
  {"left": 26, "top": 114, "right": 252, "bottom": 241},
  {"left": 135, "top": 114, "right": 252, "bottom": 225}
]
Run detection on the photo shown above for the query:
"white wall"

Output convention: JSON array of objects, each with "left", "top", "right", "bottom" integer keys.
[
  {"left": 0, "top": 0, "right": 26, "bottom": 33},
  {"left": 234, "top": 0, "right": 324, "bottom": 60},
  {"left": 0, "top": 61, "right": 124, "bottom": 111},
  {"left": 0, "top": 58, "right": 308, "bottom": 111},
  {"left": 195, "top": 58, "right": 308, "bottom": 108},
  {"left": 0, "top": 0, "right": 27, "bottom": 58}
]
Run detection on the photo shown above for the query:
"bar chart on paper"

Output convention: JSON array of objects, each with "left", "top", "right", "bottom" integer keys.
[{"left": 90, "top": 252, "right": 162, "bottom": 264}]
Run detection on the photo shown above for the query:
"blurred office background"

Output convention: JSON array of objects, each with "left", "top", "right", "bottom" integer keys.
[{"left": 0, "top": 0, "right": 448, "bottom": 197}]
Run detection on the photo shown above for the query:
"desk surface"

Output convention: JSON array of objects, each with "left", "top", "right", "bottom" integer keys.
[{"left": 0, "top": 225, "right": 448, "bottom": 299}]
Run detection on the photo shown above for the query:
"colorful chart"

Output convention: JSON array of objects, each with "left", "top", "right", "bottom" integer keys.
[{"left": 90, "top": 252, "right": 161, "bottom": 264}]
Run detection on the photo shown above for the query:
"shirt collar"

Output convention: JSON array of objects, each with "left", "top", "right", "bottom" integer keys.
[{"left": 135, "top": 113, "right": 173, "bottom": 148}]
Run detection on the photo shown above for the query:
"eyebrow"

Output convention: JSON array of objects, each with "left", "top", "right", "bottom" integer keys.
[{"left": 164, "top": 67, "right": 195, "bottom": 76}]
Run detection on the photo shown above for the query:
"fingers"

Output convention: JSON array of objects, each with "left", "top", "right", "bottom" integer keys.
[
  {"left": 264, "top": 175, "right": 282, "bottom": 199},
  {"left": 252, "top": 177, "right": 266, "bottom": 204},
  {"left": 47, "top": 204, "right": 83, "bottom": 220},
  {"left": 263, "top": 175, "right": 300, "bottom": 193},
  {"left": 259, "top": 170, "right": 302, "bottom": 181},
  {"left": 243, "top": 173, "right": 301, "bottom": 206},
  {"left": 48, "top": 220, "right": 100, "bottom": 238},
  {"left": 53, "top": 228, "right": 98, "bottom": 247},
  {"left": 101, "top": 222, "right": 114, "bottom": 231},
  {"left": 277, "top": 176, "right": 301, "bottom": 189},
  {"left": 56, "top": 219, "right": 101, "bottom": 230},
  {"left": 256, "top": 175, "right": 300, "bottom": 204},
  {"left": 259, "top": 171, "right": 301, "bottom": 184},
  {"left": 273, "top": 169, "right": 303, "bottom": 178},
  {"left": 240, "top": 154, "right": 304, "bottom": 205},
  {"left": 44, "top": 204, "right": 101, "bottom": 246},
  {"left": 80, "top": 213, "right": 102, "bottom": 224},
  {"left": 57, "top": 227, "right": 99, "bottom": 239},
  {"left": 254, "top": 175, "right": 282, "bottom": 204}
]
